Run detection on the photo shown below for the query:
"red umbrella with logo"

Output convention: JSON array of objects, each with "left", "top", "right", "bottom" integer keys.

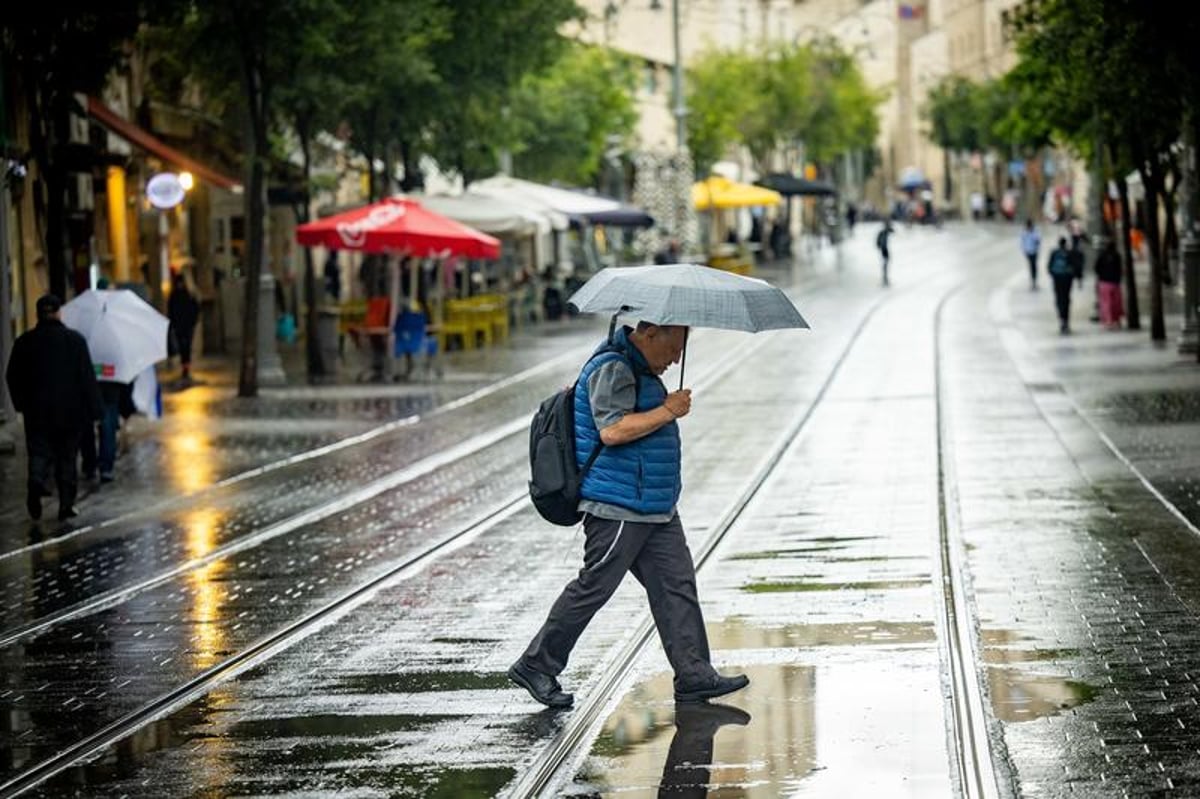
[{"left": 295, "top": 196, "right": 501, "bottom": 258}]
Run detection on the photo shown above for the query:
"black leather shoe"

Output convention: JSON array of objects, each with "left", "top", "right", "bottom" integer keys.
[
  {"left": 508, "top": 662, "right": 573, "bottom": 709},
  {"left": 674, "top": 672, "right": 750, "bottom": 704},
  {"left": 57, "top": 506, "right": 78, "bottom": 522}
]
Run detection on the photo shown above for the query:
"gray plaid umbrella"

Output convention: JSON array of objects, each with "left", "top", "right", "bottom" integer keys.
[{"left": 567, "top": 263, "right": 808, "bottom": 387}]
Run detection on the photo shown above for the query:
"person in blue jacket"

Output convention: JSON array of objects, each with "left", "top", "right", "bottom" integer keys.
[{"left": 509, "top": 321, "right": 749, "bottom": 709}]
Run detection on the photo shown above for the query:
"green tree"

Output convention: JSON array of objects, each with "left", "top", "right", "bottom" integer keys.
[
  {"left": 686, "top": 40, "right": 880, "bottom": 179},
  {"left": 685, "top": 49, "right": 757, "bottom": 176},
  {"left": 1007, "top": 0, "right": 1200, "bottom": 340},
  {"left": 419, "top": 0, "right": 584, "bottom": 185},
  {"left": 508, "top": 45, "right": 638, "bottom": 186},
  {"left": 337, "top": 0, "right": 447, "bottom": 200},
  {"left": 2, "top": 5, "right": 159, "bottom": 298},
  {"left": 178, "top": 0, "right": 345, "bottom": 396}
]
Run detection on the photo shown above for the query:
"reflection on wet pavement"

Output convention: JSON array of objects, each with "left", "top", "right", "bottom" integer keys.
[
  {"left": 985, "top": 667, "right": 1099, "bottom": 722},
  {"left": 571, "top": 652, "right": 950, "bottom": 797}
]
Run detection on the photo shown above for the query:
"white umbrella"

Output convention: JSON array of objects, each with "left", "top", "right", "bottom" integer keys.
[{"left": 61, "top": 289, "right": 170, "bottom": 383}]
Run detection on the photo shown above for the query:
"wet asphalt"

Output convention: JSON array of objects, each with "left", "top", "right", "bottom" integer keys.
[{"left": 2, "top": 222, "right": 1198, "bottom": 797}]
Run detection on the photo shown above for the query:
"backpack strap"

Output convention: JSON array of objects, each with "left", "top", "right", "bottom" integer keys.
[{"left": 576, "top": 343, "right": 639, "bottom": 479}]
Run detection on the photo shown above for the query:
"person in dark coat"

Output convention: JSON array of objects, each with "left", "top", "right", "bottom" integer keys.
[
  {"left": 167, "top": 271, "right": 200, "bottom": 381},
  {"left": 876, "top": 221, "right": 894, "bottom": 286},
  {"left": 5, "top": 294, "right": 102, "bottom": 520},
  {"left": 1047, "top": 237, "right": 1075, "bottom": 333}
]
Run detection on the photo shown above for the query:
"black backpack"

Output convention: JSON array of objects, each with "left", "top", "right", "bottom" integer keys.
[{"left": 529, "top": 347, "right": 632, "bottom": 526}]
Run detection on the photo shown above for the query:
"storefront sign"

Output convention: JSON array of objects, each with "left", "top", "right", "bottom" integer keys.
[{"left": 146, "top": 172, "right": 186, "bottom": 210}]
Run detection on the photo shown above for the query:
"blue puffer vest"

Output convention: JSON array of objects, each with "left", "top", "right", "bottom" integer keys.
[{"left": 574, "top": 327, "right": 682, "bottom": 514}]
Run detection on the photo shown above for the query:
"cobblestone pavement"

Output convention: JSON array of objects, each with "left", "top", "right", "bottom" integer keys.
[{"left": 2, "top": 222, "right": 1198, "bottom": 798}]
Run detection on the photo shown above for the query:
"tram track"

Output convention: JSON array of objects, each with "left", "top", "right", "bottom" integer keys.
[
  {"left": 0, "top": 267, "right": 838, "bottom": 649},
  {"left": 0, "top": 296, "right": 792, "bottom": 798},
  {"left": 933, "top": 285, "right": 1002, "bottom": 799},
  {"left": 506, "top": 279, "right": 924, "bottom": 797},
  {"left": 3, "top": 251, "right": 1000, "bottom": 797},
  {"left": 508, "top": 269, "right": 1013, "bottom": 798}
]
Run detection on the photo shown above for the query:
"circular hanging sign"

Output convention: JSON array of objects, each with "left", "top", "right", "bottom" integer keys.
[{"left": 146, "top": 172, "right": 186, "bottom": 209}]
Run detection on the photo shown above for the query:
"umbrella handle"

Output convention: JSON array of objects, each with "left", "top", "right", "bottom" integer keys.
[
  {"left": 678, "top": 328, "right": 688, "bottom": 392},
  {"left": 608, "top": 305, "right": 630, "bottom": 343}
]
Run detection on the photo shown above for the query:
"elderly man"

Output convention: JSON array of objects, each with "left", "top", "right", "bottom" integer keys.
[
  {"left": 6, "top": 294, "right": 102, "bottom": 521},
  {"left": 509, "top": 321, "right": 749, "bottom": 708}
]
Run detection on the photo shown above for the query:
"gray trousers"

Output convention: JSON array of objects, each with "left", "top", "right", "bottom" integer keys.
[{"left": 520, "top": 513, "right": 717, "bottom": 689}]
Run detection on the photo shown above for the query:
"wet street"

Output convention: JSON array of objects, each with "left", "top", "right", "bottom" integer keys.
[{"left": 2, "top": 222, "right": 1199, "bottom": 798}]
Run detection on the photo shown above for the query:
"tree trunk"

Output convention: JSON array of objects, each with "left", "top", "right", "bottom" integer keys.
[
  {"left": 297, "top": 123, "right": 324, "bottom": 381},
  {"left": 238, "top": 58, "right": 267, "bottom": 398},
  {"left": 40, "top": 94, "right": 71, "bottom": 298},
  {"left": 942, "top": 147, "right": 952, "bottom": 205},
  {"left": 399, "top": 139, "right": 423, "bottom": 192},
  {"left": 1116, "top": 175, "right": 1141, "bottom": 330},
  {"left": 1161, "top": 187, "right": 1177, "bottom": 287},
  {"left": 1140, "top": 164, "right": 1166, "bottom": 341}
]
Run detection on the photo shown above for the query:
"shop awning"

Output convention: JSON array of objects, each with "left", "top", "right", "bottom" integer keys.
[{"left": 86, "top": 96, "right": 242, "bottom": 191}]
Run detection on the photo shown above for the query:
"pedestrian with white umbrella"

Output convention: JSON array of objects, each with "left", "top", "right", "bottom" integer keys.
[
  {"left": 509, "top": 263, "right": 807, "bottom": 709},
  {"left": 61, "top": 288, "right": 169, "bottom": 483}
]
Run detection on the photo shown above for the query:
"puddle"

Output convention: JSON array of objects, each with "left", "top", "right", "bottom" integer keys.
[
  {"left": 331, "top": 670, "right": 511, "bottom": 694},
  {"left": 987, "top": 667, "right": 1100, "bottom": 722},
  {"left": 742, "top": 578, "right": 929, "bottom": 594},
  {"left": 710, "top": 618, "right": 936, "bottom": 649},
  {"left": 982, "top": 647, "right": 1080, "bottom": 664},
  {"left": 570, "top": 666, "right": 816, "bottom": 796},
  {"left": 218, "top": 765, "right": 516, "bottom": 797},
  {"left": 228, "top": 712, "right": 452, "bottom": 739},
  {"left": 570, "top": 655, "right": 951, "bottom": 797}
]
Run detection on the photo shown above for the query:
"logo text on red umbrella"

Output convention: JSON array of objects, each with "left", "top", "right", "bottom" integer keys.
[{"left": 336, "top": 203, "right": 407, "bottom": 249}]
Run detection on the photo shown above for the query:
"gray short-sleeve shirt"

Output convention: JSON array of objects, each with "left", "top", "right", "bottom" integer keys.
[{"left": 577, "top": 358, "right": 675, "bottom": 523}]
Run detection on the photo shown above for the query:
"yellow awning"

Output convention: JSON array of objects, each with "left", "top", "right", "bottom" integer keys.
[{"left": 692, "top": 176, "right": 782, "bottom": 211}]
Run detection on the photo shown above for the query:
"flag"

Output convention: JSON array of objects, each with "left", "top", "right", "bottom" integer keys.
[{"left": 899, "top": 4, "right": 924, "bottom": 19}]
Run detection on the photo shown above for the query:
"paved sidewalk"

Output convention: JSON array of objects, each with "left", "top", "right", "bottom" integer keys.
[{"left": 945, "top": 227, "right": 1200, "bottom": 796}]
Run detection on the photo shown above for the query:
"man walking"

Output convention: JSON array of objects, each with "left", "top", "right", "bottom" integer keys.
[
  {"left": 876, "top": 221, "right": 893, "bottom": 286},
  {"left": 1048, "top": 237, "right": 1075, "bottom": 333},
  {"left": 509, "top": 321, "right": 749, "bottom": 708},
  {"left": 1021, "top": 218, "right": 1042, "bottom": 289},
  {"left": 5, "top": 294, "right": 102, "bottom": 521}
]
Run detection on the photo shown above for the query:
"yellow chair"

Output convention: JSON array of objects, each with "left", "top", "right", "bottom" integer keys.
[{"left": 446, "top": 299, "right": 492, "bottom": 349}]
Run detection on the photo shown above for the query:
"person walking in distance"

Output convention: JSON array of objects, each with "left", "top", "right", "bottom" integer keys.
[
  {"left": 1094, "top": 238, "right": 1124, "bottom": 329},
  {"left": 1021, "top": 218, "right": 1042, "bottom": 289},
  {"left": 5, "top": 294, "right": 102, "bottom": 521},
  {"left": 876, "top": 221, "right": 893, "bottom": 286},
  {"left": 509, "top": 321, "right": 749, "bottom": 708},
  {"left": 167, "top": 270, "right": 200, "bottom": 383},
  {"left": 1047, "top": 237, "right": 1075, "bottom": 333}
]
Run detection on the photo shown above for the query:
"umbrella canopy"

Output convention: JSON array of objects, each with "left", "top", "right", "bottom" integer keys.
[
  {"left": 61, "top": 289, "right": 170, "bottom": 383},
  {"left": 414, "top": 192, "right": 548, "bottom": 237},
  {"left": 561, "top": 187, "right": 655, "bottom": 228},
  {"left": 296, "top": 197, "right": 501, "bottom": 258},
  {"left": 566, "top": 263, "right": 808, "bottom": 333},
  {"left": 471, "top": 175, "right": 654, "bottom": 228},
  {"left": 756, "top": 173, "right": 837, "bottom": 197},
  {"left": 692, "top": 176, "right": 783, "bottom": 211},
  {"left": 898, "top": 166, "right": 931, "bottom": 191}
]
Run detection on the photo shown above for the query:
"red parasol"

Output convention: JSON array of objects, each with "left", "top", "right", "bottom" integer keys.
[{"left": 295, "top": 197, "right": 501, "bottom": 259}]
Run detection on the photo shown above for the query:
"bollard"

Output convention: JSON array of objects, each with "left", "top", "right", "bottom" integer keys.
[
  {"left": 1180, "top": 232, "right": 1199, "bottom": 355},
  {"left": 257, "top": 272, "right": 287, "bottom": 386}
]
